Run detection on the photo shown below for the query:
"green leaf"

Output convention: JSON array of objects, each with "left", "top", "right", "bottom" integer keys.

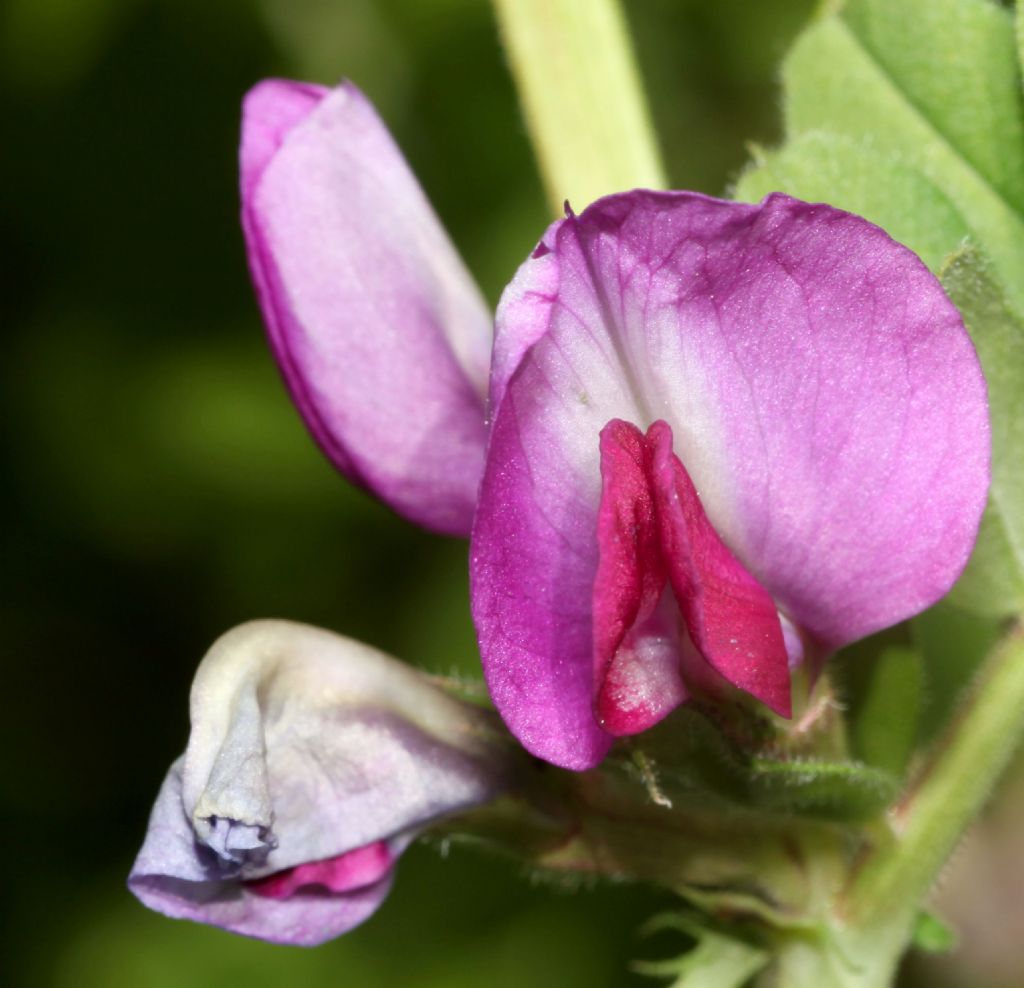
[
  {"left": 734, "top": 132, "right": 969, "bottom": 272},
  {"left": 1018, "top": 1, "right": 1024, "bottom": 85},
  {"left": 940, "top": 245, "right": 1024, "bottom": 617},
  {"left": 779, "top": 0, "right": 1024, "bottom": 311},
  {"left": 634, "top": 913, "right": 768, "bottom": 988},
  {"left": 911, "top": 909, "right": 958, "bottom": 954},
  {"left": 851, "top": 646, "right": 922, "bottom": 778}
]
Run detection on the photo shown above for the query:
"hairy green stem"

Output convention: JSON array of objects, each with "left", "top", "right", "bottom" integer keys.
[
  {"left": 491, "top": 0, "right": 667, "bottom": 216},
  {"left": 846, "top": 623, "right": 1024, "bottom": 924},
  {"left": 758, "top": 624, "right": 1024, "bottom": 987}
]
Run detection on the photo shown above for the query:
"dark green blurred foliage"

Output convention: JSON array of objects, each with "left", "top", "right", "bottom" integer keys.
[{"left": 0, "top": 0, "right": 868, "bottom": 984}]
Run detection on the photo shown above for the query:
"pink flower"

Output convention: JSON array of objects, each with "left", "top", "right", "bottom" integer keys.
[
  {"left": 237, "top": 80, "right": 989, "bottom": 773},
  {"left": 471, "top": 192, "right": 989, "bottom": 769}
]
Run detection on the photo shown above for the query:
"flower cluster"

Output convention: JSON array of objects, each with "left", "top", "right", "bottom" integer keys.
[{"left": 130, "top": 78, "right": 989, "bottom": 944}]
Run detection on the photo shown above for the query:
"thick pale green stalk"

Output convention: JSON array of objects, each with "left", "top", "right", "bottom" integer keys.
[
  {"left": 766, "top": 626, "right": 1024, "bottom": 988},
  {"left": 847, "top": 624, "right": 1024, "bottom": 922},
  {"left": 492, "top": 0, "right": 667, "bottom": 215}
]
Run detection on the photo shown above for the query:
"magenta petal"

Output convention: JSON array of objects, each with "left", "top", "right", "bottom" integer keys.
[
  {"left": 593, "top": 419, "right": 664, "bottom": 695},
  {"left": 241, "top": 80, "right": 491, "bottom": 536},
  {"left": 646, "top": 421, "right": 791, "bottom": 717},
  {"left": 239, "top": 80, "right": 326, "bottom": 206},
  {"left": 471, "top": 399, "right": 613, "bottom": 770},
  {"left": 593, "top": 420, "right": 686, "bottom": 736},
  {"left": 247, "top": 841, "right": 393, "bottom": 900}
]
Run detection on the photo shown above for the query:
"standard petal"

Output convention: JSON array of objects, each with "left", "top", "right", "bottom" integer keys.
[
  {"left": 473, "top": 190, "right": 988, "bottom": 768},
  {"left": 488, "top": 221, "right": 561, "bottom": 417},
  {"left": 130, "top": 621, "right": 508, "bottom": 943},
  {"left": 241, "top": 80, "right": 492, "bottom": 536}
]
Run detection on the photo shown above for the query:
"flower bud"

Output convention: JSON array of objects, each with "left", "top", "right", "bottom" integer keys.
[{"left": 129, "top": 620, "right": 509, "bottom": 945}]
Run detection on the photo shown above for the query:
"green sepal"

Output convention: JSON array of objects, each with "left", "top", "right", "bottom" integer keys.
[
  {"left": 633, "top": 912, "right": 769, "bottom": 988},
  {"left": 744, "top": 756, "right": 899, "bottom": 821},
  {"left": 627, "top": 706, "right": 899, "bottom": 823}
]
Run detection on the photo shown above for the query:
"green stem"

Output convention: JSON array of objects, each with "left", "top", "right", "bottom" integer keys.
[
  {"left": 765, "top": 624, "right": 1024, "bottom": 988},
  {"left": 846, "top": 623, "right": 1024, "bottom": 924},
  {"left": 491, "top": 0, "right": 667, "bottom": 216},
  {"left": 764, "top": 924, "right": 908, "bottom": 988}
]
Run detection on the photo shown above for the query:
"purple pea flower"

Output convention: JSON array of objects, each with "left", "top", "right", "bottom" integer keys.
[
  {"left": 472, "top": 193, "right": 989, "bottom": 769},
  {"left": 129, "top": 621, "right": 508, "bottom": 945},
  {"left": 238, "top": 80, "right": 989, "bottom": 775}
]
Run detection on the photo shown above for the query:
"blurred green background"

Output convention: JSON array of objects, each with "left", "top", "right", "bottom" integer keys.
[{"left": 2, "top": 1, "right": 1016, "bottom": 986}]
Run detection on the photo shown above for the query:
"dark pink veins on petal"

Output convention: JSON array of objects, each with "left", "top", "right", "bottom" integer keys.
[
  {"left": 245, "top": 840, "right": 393, "bottom": 900},
  {"left": 592, "top": 420, "right": 792, "bottom": 736}
]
